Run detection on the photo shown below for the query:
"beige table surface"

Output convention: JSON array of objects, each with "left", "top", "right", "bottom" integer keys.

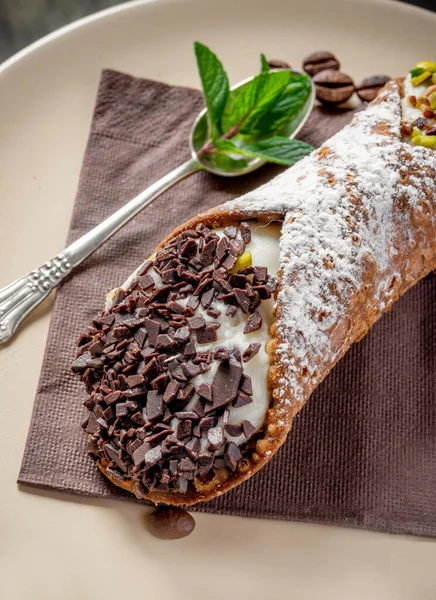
[{"left": 1, "top": 0, "right": 436, "bottom": 598}]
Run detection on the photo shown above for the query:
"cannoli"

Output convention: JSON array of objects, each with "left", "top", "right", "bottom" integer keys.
[{"left": 73, "top": 65, "right": 436, "bottom": 505}]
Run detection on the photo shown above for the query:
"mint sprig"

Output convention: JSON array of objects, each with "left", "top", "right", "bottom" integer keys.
[
  {"left": 194, "top": 42, "right": 313, "bottom": 168},
  {"left": 194, "top": 42, "right": 230, "bottom": 138}
]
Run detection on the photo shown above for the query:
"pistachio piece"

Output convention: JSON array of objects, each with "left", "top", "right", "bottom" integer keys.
[
  {"left": 233, "top": 250, "right": 252, "bottom": 273},
  {"left": 412, "top": 135, "right": 436, "bottom": 148},
  {"left": 411, "top": 71, "right": 432, "bottom": 86},
  {"left": 416, "top": 61, "right": 436, "bottom": 73},
  {"left": 424, "top": 84, "right": 436, "bottom": 98}
]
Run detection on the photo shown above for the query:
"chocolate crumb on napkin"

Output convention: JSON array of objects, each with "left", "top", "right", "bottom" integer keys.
[{"left": 18, "top": 70, "right": 436, "bottom": 537}]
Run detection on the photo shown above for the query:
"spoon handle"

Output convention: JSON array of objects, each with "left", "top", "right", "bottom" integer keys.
[{"left": 0, "top": 158, "right": 202, "bottom": 345}]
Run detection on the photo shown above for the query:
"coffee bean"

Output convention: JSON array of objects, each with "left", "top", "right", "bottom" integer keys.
[
  {"left": 356, "top": 75, "right": 391, "bottom": 102},
  {"left": 313, "top": 70, "right": 355, "bottom": 105},
  {"left": 148, "top": 507, "right": 195, "bottom": 540},
  {"left": 267, "top": 58, "right": 291, "bottom": 70},
  {"left": 303, "top": 51, "right": 340, "bottom": 77}
]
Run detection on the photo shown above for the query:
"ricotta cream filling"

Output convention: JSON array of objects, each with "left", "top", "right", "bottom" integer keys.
[{"left": 401, "top": 73, "right": 428, "bottom": 125}]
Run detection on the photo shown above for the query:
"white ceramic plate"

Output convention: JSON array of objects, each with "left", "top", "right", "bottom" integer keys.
[{"left": 1, "top": 0, "right": 436, "bottom": 598}]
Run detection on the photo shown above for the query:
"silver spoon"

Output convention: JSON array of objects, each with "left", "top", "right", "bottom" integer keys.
[{"left": 0, "top": 71, "right": 314, "bottom": 345}]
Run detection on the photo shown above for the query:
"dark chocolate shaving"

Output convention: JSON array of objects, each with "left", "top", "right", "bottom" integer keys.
[
  {"left": 253, "top": 266, "right": 267, "bottom": 283},
  {"left": 180, "top": 239, "right": 197, "bottom": 259},
  {"left": 187, "top": 314, "right": 205, "bottom": 330},
  {"left": 224, "top": 442, "right": 242, "bottom": 471},
  {"left": 144, "top": 318, "right": 160, "bottom": 346},
  {"left": 233, "top": 392, "right": 253, "bottom": 408},
  {"left": 242, "top": 420, "right": 256, "bottom": 440},
  {"left": 239, "top": 374, "right": 253, "bottom": 396},
  {"left": 211, "top": 360, "right": 243, "bottom": 409},
  {"left": 196, "top": 383, "right": 212, "bottom": 401},
  {"left": 242, "top": 343, "right": 262, "bottom": 362},
  {"left": 133, "top": 442, "right": 151, "bottom": 466},
  {"left": 234, "top": 288, "right": 251, "bottom": 313},
  {"left": 138, "top": 274, "right": 154, "bottom": 290},
  {"left": 243, "top": 311, "right": 262, "bottom": 334},
  {"left": 146, "top": 391, "right": 163, "bottom": 422},
  {"left": 224, "top": 424, "right": 243, "bottom": 437},
  {"left": 240, "top": 222, "right": 252, "bottom": 244},
  {"left": 223, "top": 226, "right": 237, "bottom": 238},
  {"left": 222, "top": 254, "right": 238, "bottom": 271},
  {"left": 177, "top": 420, "right": 192, "bottom": 440},
  {"left": 162, "top": 379, "right": 180, "bottom": 403},
  {"left": 196, "top": 326, "right": 218, "bottom": 344}
]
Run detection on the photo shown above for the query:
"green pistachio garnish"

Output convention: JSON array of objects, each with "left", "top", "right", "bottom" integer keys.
[
  {"left": 412, "top": 135, "right": 436, "bottom": 148},
  {"left": 410, "top": 67, "right": 425, "bottom": 78},
  {"left": 416, "top": 61, "right": 436, "bottom": 73},
  {"left": 411, "top": 71, "right": 432, "bottom": 86},
  {"left": 410, "top": 62, "right": 436, "bottom": 86},
  {"left": 233, "top": 250, "right": 252, "bottom": 272}
]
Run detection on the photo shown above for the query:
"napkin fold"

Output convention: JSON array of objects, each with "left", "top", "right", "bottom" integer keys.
[{"left": 18, "top": 69, "right": 436, "bottom": 537}]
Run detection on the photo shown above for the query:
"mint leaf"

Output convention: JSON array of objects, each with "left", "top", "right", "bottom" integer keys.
[
  {"left": 214, "top": 137, "right": 313, "bottom": 167},
  {"left": 244, "top": 74, "right": 312, "bottom": 138},
  {"left": 222, "top": 70, "right": 290, "bottom": 133},
  {"left": 239, "top": 70, "right": 291, "bottom": 134},
  {"left": 221, "top": 75, "right": 263, "bottom": 132},
  {"left": 261, "top": 54, "right": 269, "bottom": 73},
  {"left": 194, "top": 41, "right": 229, "bottom": 139}
]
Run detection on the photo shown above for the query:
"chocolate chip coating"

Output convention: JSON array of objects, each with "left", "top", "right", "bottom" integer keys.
[
  {"left": 148, "top": 507, "right": 196, "bottom": 540},
  {"left": 74, "top": 221, "right": 278, "bottom": 496}
]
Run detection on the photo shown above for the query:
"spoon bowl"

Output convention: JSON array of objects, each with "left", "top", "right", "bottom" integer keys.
[{"left": 189, "top": 70, "right": 315, "bottom": 177}]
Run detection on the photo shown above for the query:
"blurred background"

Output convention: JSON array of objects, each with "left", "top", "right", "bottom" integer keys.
[{"left": 0, "top": 0, "right": 435, "bottom": 63}]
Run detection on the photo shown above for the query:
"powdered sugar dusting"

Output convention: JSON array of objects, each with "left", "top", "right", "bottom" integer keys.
[{"left": 227, "top": 80, "right": 436, "bottom": 405}]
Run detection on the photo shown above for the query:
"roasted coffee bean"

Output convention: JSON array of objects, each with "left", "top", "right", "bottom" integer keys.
[
  {"left": 355, "top": 75, "right": 391, "bottom": 102},
  {"left": 313, "top": 70, "right": 355, "bottom": 105},
  {"left": 303, "top": 51, "right": 340, "bottom": 77},
  {"left": 148, "top": 507, "right": 196, "bottom": 540},
  {"left": 267, "top": 58, "right": 291, "bottom": 70}
]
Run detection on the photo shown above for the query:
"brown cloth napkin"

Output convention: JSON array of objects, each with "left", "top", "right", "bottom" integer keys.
[{"left": 19, "top": 69, "right": 436, "bottom": 537}]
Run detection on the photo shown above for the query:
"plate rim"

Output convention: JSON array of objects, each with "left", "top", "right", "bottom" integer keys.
[{"left": 1, "top": 0, "right": 436, "bottom": 78}]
